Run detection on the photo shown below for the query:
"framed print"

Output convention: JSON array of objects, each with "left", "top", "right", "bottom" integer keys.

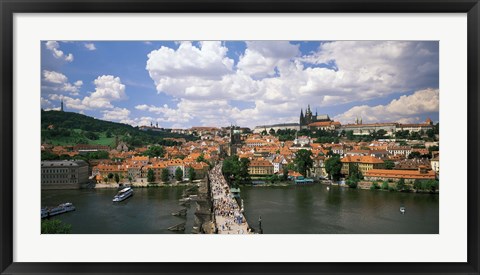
[{"left": 1, "top": 0, "right": 479, "bottom": 274}]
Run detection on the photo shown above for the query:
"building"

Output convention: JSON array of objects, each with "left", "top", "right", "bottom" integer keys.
[
  {"left": 339, "top": 118, "right": 434, "bottom": 137},
  {"left": 311, "top": 155, "right": 327, "bottom": 179},
  {"left": 364, "top": 167, "right": 436, "bottom": 183},
  {"left": 340, "top": 155, "right": 385, "bottom": 176},
  {"left": 387, "top": 146, "right": 412, "bottom": 157},
  {"left": 307, "top": 121, "right": 341, "bottom": 131},
  {"left": 41, "top": 160, "right": 89, "bottom": 188},
  {"left": 430, "top": 157, "right": 439, "bottom": 175},
  {"left": 300, "top": 105, "right": 331, "bottom": 130},
  {"left": 248, "top": 159, "right": 274, "bottom": 175},
  {"left": 253, "top": 123, "right": 300, "bottom": 134},
  {"left": 73, "top": 144, "right": 110, "bottom": 154},
  {"left": 341, "top": 123, "right": 397, "bottom": 137}
]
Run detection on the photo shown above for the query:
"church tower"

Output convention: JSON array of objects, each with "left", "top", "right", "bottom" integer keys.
[{"left": 299, "top": 109, "right": 305, "bottom": 126}]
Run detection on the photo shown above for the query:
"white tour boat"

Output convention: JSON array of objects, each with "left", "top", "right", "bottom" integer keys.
[
  {"left": 41, "top": 202, "right": 75, "bottom": 218},
  {"left": 113, "top": 187, "right": 134, "bottom": 202}
]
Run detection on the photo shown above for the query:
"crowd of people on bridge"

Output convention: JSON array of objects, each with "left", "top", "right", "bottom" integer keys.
[{"left": 209, "top": 164, "right": 250, "bottom": 234}]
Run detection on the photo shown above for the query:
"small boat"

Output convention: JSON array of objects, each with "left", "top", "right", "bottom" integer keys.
[
  {"left": 41, "top": 208, "right": 49, "bottom": 218},
  {"left": 400, "top": 206, "right": 406, "bottom": 214},
  {"left": 171, "top": 208, "right": 187, "bottom": 216},
  {"left": 42, "top": 203, "right": 75, "bottom": 218},
  {"left": 168, "top": 222, "right": 186, "bottom": 231},
  {"left": 113, "top": 187, "right": 134, "bottom": 202},
  {"left": 179, "top": 197, "right": 191, "bottom": 202}
]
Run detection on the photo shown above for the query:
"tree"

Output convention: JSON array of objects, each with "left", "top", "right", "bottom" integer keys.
[
  {"left": 282, "top": 169, "right": 289, "bottom": 181},
  {"left": 188, "top": 167, "right": 196, "bottom": 182},
  {"left": 381, "top": 181, "right": 389, "bottom": 190},
  {"left": 428, "top": 145, "right": 439, "bottom": 154},
  {"left": 144, "top": 145, "right": 165, "bottom": 158},
  {"left": 147, "top": 168, "right": 156, "bottom": 183},
  {"left": 384, "top": 160, "right": 395, "bottom": 170},
  {"left": 408, "top": 151, "right": 422, "bottom": 159},
  {"left": 325, "top": 155, "right": 342, "bottom": 181},
  {"left": 175, "top": 167, "right": 183, "bottom": 182},
  {"left": 348, "top": 163, "right": 363, "bottom": 181},
  {"left": 376, "top": 129, "right": 387, "bottom": 139},
  {"left": 294, "top": 149, "right": 313, "bottom": 177},
  {"left": 114, "top": 173, "right": 120, "bottom": 184},
  {"left": 222, "top": 155, "right": 241, "bottom": 184},
  {"left": 238, "top": 158, "right": 251, "bottom": 185},
  {"left": 161, "top": 168, "right": 169, "bottom": 183},
  {"left": 346, "top": 130, "right": 354, "bottom": 140},
  {"left": 128, "top": 176, "right": 133, "bottom": 183},
  {"left": 196, "top": 153, "right": 206, "bottom": 163},
  {"left": 107, "top": 173, "right": 114, "bottom": 179},
  {"left": 269, "top": 128, "right": 276, "bottom": 135},
  {"left": 396, "top": 178, "right": 406, "bottom": 191},
  {"left": 413, "top": 179, "right": 422, "bottom": 191},
  {"left": 103, "top": 177, "right": 108, "bottom": 184},
  {"left": 41, "top": 219, "right": 72, "bottom": 234}
]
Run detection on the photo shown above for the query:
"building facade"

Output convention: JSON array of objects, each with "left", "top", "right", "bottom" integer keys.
[{"left": 41, "top": 160, "right": 89, "bottom": 188}]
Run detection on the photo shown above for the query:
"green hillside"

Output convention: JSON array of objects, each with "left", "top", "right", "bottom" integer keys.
[{"left": 41, "top": 110, "right": 197, "bottom": 147}]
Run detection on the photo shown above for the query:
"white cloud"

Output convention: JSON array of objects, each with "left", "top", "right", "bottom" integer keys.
[
  {"left": 146, "top": 41, "right": 235, "bottom": 97},
  {"left": 84, "top": 43, "right": 96, "bottom": 51},
  {"left": 46, "top": 75, "right": 126, "bottom": 111},
  {"left": 142, "top": 41, "right": 438, "bottom": 128},
  {"left": 237, "top": 41, "right": 300, "bottom": 78},
  {"left": 81, "top": 75, "right": 127, "bottom": 109},
  {"left": 42, "top": 70, "right": 83, "bottom": 96},
  {"left": 102, "top": 107, "right": 130, "bottom": 121},
  {"left": 45, "top": 41, "right": 74, "bottom": 62},
  {"left": 333, "top": 88, "right": 439, "bottom": 124}
]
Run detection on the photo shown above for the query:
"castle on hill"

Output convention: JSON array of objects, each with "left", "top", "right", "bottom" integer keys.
[{"left": 299, "top": 104, "right": 331, "bottom": 130}]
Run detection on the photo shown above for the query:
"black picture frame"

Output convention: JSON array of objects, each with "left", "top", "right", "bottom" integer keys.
[{"left": 1, "top": 0, "right": 479, "bottom": 274}]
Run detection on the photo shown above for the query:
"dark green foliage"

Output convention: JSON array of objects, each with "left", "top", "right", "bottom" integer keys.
[
  {"left": 384, "top": 160, "right": 395, "bottom": 169},
  {"left": 348, "top": 163, "right": 363, "bottom": 181},
  {"left": 346, "top": 179, "right": 357, "bottom": 188},
  {"left": 275, "top": 129, "right": 297, "bottom": 141},
  {"left": 188, "top": 167, "right": 196, "bottom": 182},
  {"left": 413, "top": 179, "right": 439, "bottom": 193},
  {"left": 294, "top": 149, "right": 313, "bottom": 177},
  {"left": 175, "top": 167, "right": 183, "bottom": 181},
  {"left": 41, "top": 219, "right": 72, "bottom": 234},
  {"left": 396, "top": 178, "right": 406, "bottom": 191},
  {"left": 221, "top": 155, "right": 251, "bottom": 185},
  {"left": 325, "top": 156, "right": 342, "bottom": 181},
  {"left": 107, "top": 173, "right": 114, "bottom": 179},
  {"left": 370, "top": 182, "right": 380, "bottom": 190},
  {"left": 408, "top": 151, "right": 422, "bottom": 159},
  {"left": 395, "top": 130, "right": 410, "bottom": 139},
  {"left": 114, "top": 173, "right": 120, "bottom": 184},
  {"left": 282, "top": 169, "right": 289, "bottom": 181},
  {"left": 381, "top": 181, "right": 389, "bottom": 190},
  {"left": 161, "top": 168, "right": 169, "bottom": 183},
  {"left": 41, "top": 110, "right": 197, "bottom": 147},
  {"left": 84, "top": 131, "right": 99, "bottom": 140},
  {"left": 144, "top": 145, "right": 165, "bottom": 158},
  {"left": 428, "top": 145, "right": 439, "bottom": 153},
  {"left": 147, "top": 169, "right": 156, "bottom": 183}
]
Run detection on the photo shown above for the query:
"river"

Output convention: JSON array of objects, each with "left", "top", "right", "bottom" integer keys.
[{"left": 41, "top": 184, "right": 438, "bottom": 234}]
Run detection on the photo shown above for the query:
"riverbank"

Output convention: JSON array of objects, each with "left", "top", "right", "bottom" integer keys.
[{"left": 93, "top": 180, "right": 200, "bottom": 189}]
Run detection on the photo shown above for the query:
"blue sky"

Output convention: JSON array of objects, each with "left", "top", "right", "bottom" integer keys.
[{"left": 41, "top": 41, "right": 439, "bottom": 129}]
